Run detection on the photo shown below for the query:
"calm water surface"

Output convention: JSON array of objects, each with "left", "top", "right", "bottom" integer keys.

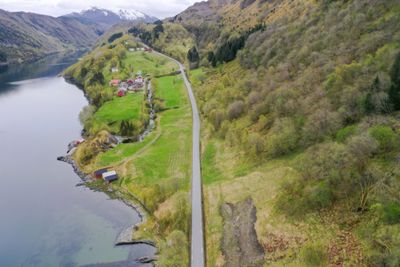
[{"left": 0, "top": 54, "right": 155, "bottom": 267}]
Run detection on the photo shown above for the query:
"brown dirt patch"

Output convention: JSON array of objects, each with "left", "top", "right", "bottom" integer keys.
[{"left": 220, "top": 197, "right": 264, "bottom": 267}]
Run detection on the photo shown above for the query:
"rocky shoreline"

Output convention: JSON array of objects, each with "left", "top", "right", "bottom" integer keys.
[
  {"left": 57, "top": 155, "right": 90, "bottom": 181},
  {"left": 56, "top": 154, "right": 154, "bottom": 249}
]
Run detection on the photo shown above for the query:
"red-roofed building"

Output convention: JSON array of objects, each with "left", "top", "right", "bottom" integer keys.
[{"left": 109, "top": 79, "right": 120, "bottom": 87}]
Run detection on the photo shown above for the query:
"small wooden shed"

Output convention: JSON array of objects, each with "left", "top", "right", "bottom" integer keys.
[{"left": 102, "top": 170, "right": 119, "bottom": 182}]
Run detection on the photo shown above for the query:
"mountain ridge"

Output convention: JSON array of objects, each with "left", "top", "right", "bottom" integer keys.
[{"left": 0, "top": 7, "right": 158, "bottom": 64}]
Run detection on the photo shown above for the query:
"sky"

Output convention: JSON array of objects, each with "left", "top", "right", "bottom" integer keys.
[{"left": 0, "top": 0, "right": 199, "bottom": 18}]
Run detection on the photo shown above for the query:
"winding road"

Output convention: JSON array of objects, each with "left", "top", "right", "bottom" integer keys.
[{"left": 152, "top": 49, "right": 205, "bottom": 267}]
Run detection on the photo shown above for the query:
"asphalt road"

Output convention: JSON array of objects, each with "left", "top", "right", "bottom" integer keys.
[{"left": 153, "top": 50, "right": 205, "bottom": 267}]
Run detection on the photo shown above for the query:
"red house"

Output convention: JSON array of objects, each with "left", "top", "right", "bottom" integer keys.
[
  {"left": 109, "top": 79, "right": 120, "bottom": 87},
  {"left": 94, "top": 168, "right": 108, "bottom": 179},
  {"left": 117, "top": 90, "right": 126, "bottom": 97}
]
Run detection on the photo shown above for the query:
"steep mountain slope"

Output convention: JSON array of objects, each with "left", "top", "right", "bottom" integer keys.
[
  {"left": 63, "top": 7, "right": 158, "bottom": 33},
  {"left": 127, "top": 0, "right": 400, "bottom": 266},
  {"left": 0, "top": 9, "right": 101, "bottom": 63}
]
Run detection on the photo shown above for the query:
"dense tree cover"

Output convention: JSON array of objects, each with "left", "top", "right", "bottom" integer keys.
[
  {"left": 389, "top": 52, "right": 400, "bottom": 110},
  {"left": 205, "top": 23, "right": 266, "bottom": 65},
  {"left": 193, "top": 0, "right": 400, "bottom": 264},
  {"left": 153, "top": 23, "right": 165, "bottom": 39},
  {"left": 108, "top": 32, "right": 123, "bottom": 43},
  {"left": 215, "top": 35, "right": 246, "bottom": 63}
]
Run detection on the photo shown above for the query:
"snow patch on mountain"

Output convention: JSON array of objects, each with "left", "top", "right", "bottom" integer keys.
[{"left": 113, "top": 9, "right": 146, "bottom": 20}]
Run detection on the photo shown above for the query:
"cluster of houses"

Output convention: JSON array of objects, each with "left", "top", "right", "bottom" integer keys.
[
  {"left": 128, "top": 47, "right": 153, "bottom": 52},
  {"left": 109, "top": 72, "right": 145, "bottom": 97},
  {"left": 67, "top": 139, "right": 85, "bottom": 153},
  {"left": 94, "top": 168, "right": 119, "bottom": 183}
]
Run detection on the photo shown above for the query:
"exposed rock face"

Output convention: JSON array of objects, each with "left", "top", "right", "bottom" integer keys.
[{"left": 220, "top": 197, "right": 264, "bottom": 267}]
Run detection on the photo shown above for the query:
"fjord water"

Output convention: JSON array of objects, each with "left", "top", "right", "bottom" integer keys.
[{"left": 0, "top": 54, "right": 154, "bottom": 267}]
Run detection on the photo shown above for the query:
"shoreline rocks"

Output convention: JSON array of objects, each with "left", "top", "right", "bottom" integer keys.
[
  {"left": 57, "top": 154, "right": 157, "bottom": 250},
  {"left": 57, "top": 155, "right": 91, "bottom": 181}
]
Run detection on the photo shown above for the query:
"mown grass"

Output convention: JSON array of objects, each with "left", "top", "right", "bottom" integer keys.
[
  {"left": 133, "top": 108, "right": 191, "bottom": 186},
  {"left": 155, "top": 75, "right": 183, "bottom": 108},
  {"left": 94, "top": 93, "right": 144, "bottom": 122},
  {"left": 123, "top": 52, "right": 177, "bottom": 77},
  {"left": 91, "top": 93, "right": 145, "bottom": 133}
]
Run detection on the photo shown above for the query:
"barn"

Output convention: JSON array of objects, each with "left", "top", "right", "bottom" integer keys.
[
  {"left": 102, "top": 171, "right": 119, "bottom": 182},
  {"left": 94, "top": 168, "right": 108, "bottom": 179}
]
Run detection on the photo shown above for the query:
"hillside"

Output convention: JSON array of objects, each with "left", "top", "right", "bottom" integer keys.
[
  {"left": 124, "top": 0, "right": 400, "bottom": 266},
  {"left": 0, "top": 9, "right": 102, "bottom": 63},
  {"left": 0, "top": 7, "right": 157, "bottom": 64}
]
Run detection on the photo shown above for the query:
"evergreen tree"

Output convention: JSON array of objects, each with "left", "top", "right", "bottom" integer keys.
[
  {"left": 187, "top": 46, "right": 200, "bottom": 63},
  {"left": 0, "top": 51, "right": 7, "bottom": 62},
  {"left": 389, "top": 52, "right": 400, "bottom": 110},
  {"left": 364, "top": 76, "right": 380, "bottom": 114},
  {"left": 207, "top": 51, "right": 217, "bottom": 67},
  {"left": 120, "top": 120, "right": 135, "bottom": 136},
  {"left": 153, "top": 23, "right": 164, "bottom": 39},
  {"left": 108, "top": 32, "right": 123, "bottom": 43}
]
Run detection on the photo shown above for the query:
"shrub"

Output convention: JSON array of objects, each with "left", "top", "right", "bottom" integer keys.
[
  {"left": 304, "top": 181, "right": 335, "bottom": 210},
  {"left": 265, "top": 118, "right": 299, "bottom": 157},
  {"left": 368, "top": 125, "right": 398, "bottom": 152},
  {"left": 227, "top": 100, "right": 245, "bottom": 120},
  {"left": 79, "top": 105, "right": 95, "bottom": 125},
  {"left": 302, "top": 109, "right": 341, "bottom": 143},
  {"left": 368, "top": 225, "right": 400, "bottom": 266},
  {"left": 336, "top": 125, "right": 358, "bottom": 142},
  {"left": 373, "top": 202, "right": 400, "bottom": 224},
  {"left": 300, "top": 243, "right": 328, "bottom": 266},
  {"left": 158, "top": 230, "right": 189, "bottom": 267}
]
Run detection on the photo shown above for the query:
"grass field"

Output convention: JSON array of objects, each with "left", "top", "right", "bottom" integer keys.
[
  {"left": 94, "top": 93, "right": 144, "bottom": 122},
  {"left": 123, "top": 52, "right": 178, "bottom": 77},
  {"left": 155, "top": 75, "right": 184, "bottom": 108},
  {"left": 96, "top": 73, "right": 191, "bottom": 186},
  {"left": 91, "top": 93, "right": 146, "bottom": 133}
]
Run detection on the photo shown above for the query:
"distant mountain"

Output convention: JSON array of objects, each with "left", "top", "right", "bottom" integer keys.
[
  {"left": 63, "top": 7, "right": 158, "bottom": 31},
  {"left": 0, "top": 9, "right": 102, "bottom": 64}
]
